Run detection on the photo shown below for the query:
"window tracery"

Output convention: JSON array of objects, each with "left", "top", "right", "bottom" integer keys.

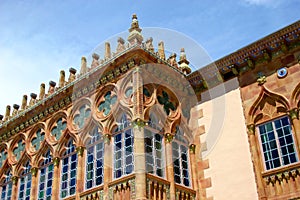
[
  {"left": 31, "top": 129, "right": 45, "bottom": 151},
  {"left": 51, "top": 118, "right": 67, "bottom": 140},
  {"left": 73, "top": 104, "right": 91, "bottom": 129},
  {"left": 18, "top": 161, "right": 32, "bottom": 200}
]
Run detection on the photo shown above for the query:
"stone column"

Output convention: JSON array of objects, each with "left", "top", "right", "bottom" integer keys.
[
  {"left": 165, "top": 133, "right": 176, "bottom": 200},
  {"left": 76, "top": 146, "right": 85, "bottom": 200},
  {"left": 11, "top": 176, "right": 18, "bottom": 200},
  {"left": 189, "top": 144, "right": 199, "bottom": 194},
  {"left": 289, "top": 109, "right": 300, "bottom": 150},
  {"left": 52, "top": 157, "right": 61, "bottom": 200},
  {"left": 30, "top": 167, "right": 39, "bottom": 200},
  {"left": 134, "top": 125, "right": 147, "bottom": 200},
  {"left": 103, "top": 134, "right": 112, "bottom": 200},
  {"left": 247, "top": 124, "right": 267, "bottom": 199},
  {"left": 132, "top": 67, "right": 147, "bottom": 200}
]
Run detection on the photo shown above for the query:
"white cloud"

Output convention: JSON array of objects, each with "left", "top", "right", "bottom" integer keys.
[{"left": 242, "top": 0, "right": 283, "bottom": 7}]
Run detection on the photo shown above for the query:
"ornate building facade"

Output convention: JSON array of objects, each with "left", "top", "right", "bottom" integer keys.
[{"left": 0, "top": 14, "right": 299, "bottom": 200}]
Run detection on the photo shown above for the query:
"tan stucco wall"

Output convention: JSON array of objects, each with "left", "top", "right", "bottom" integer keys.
[{"left": 198, "top": 78, "right": 258, "bottom": 199}]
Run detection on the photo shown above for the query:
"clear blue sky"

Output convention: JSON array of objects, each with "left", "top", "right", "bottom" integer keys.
[{"left": 0, "top": 0, "right": 299, "bottom": 115}]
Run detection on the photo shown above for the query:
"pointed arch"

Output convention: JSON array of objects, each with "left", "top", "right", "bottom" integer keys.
[
  {"left": 26, "top": 122, "right": 46, "bottom": 155},
  {"left": 0, "top": 165, "right": 13, "bottom": 200},
  {"left": 33, "top": 142, "right": 54, "bottom": 167},
  {"left": 9, "top": 134, "right": 26, "bottom": 164},
  {"left": 0, "top": 162, "right": 12, "bottom": 183},
  {"left": 57, "top": 131, "right": 78, "bottom": 157},
  {"left": 47, "top": 111, "right": 68, "bottom": 144},
  {"left": 15, "top": 152, "right": 31, "bottom": 176},
  {"left": 248, "top": 86, "right": 290, "bottom": 124},
  {"left": 291, "top": 81, "right": 300, "bottom": 108}
]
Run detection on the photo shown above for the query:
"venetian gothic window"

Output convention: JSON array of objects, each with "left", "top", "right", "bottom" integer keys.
[
  {"left": 38, "top": 150, "right": 53, "bottom": 200},
  {"left": 85, "top": 127, "right": 104, "bottom": 190},
  {"left": 172, "top": 127, "right": 190, "bottom": 187},
  {"left": 113, "top": 114, "right": 134, "bottom": 179},
  {"left": 258, "top": 116, "right": 298, "bottom": 170},
  {"left": 145, "top": 114, "right": 164, "bottom": 177},
  {"left": 18, "top": 161, "right": 32, "bottom": 200},
  {"left": 51, "top": 118, "right": 67, "bottom": 140},
  {"left": 60, "top": 139, "right": 77, "bottom": 199},
  {"left": 1, "top": 169, "right": 12, "bottom": 200}
]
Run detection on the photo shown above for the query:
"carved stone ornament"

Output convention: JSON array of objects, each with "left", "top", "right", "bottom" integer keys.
[
  {"left": 165, "top": 133, "right": 174, "bottom": 143},
  {"left": 103, "top": 134, "right": 111, "bottom": 144},
  {"left": 288, "top": 108, "right": 299, "bottom": 120},
  {"left": 76, "top": 146, "right": 85, "bottom": 157},
  {"left": 247, "top": 124, "right": 255, "bottom": 135},
  {"left": 257, "top": 75, "right": 266, "bottom": 85},
  {"left": 31, "top": 167, "right": 38, "bottom": 177},
  {"left": 53, "top": 157, "right": 60, "bottom": 167},
  {"left": 189, "top": 144, "right": 196, "bottom": 154},
  {"left": 12, "top": 176, "right": 18, "bottom": 185}
]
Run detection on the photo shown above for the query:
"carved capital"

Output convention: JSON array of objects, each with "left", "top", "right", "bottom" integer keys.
[
  {"left": 12, "top": 176, "right": 18, "bottom": 185},
  {"left": 31, "top": 167, "right": 39, "bottom": 177},
  {"left": 189, "top": 144, "right": 196, "bottom": 154},
  {"left": 103, "top": 134, "right": 111, "bottom": 144},
  {"left": 288, "top": 108, "right": 299, "bottom": 120},
  {"left": 132, "top": 118, "right": 146, "bottom": 128},
  {"left": 165, "top": 133, "right": 174, "bottom": 143},
  {"left": 247, "top": 124, "right": 255, "bottom": 135},
  {"left": 76, "top": 146, "right": 85, "bottom": 157},
  {"left": 257, "top": 75, "right": 266, "bottom": 85},
  {"left": 53, "top": 157, "right": 60, "bottom": 167}
]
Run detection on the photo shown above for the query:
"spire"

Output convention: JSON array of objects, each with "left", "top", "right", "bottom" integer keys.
[{"left": 128, "top": 14, "right": 143, "bottom": 45}]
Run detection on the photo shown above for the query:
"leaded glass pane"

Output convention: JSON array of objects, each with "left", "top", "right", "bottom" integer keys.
[
  {"left": 85, "top": 127, "right": 104, "bottom": 190},
  {"left": 60, "top": 140, "right": 77, "bottom": 198},
  {"left": 1, "top": 170, "right": 12, "bottom": 200},
  {"left": 38, "top": 150, "right": 53, "bottom": 200},
  {"left": 18, "top": 161, "right": 31, "bottom": 200},
  {"left": 259, "top": 116, "right": 298, "bottom": 170}
]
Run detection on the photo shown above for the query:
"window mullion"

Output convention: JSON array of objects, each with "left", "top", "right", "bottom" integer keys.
[{"left": 272, "top": 121, "right": 283, "bottom": 166}]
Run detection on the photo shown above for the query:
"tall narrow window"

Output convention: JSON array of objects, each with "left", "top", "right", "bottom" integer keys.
[
  {"left": 61, "top": 139, "right": 77, "bottom": 199},
  {"left": 145, "top": 114, "right": 164, "bottom": 177},
  {"left": 114, "top": 114, "right": 134, "bottom": 179},
  {"left": 259, "top": 116, "right": 298, "bottom": 170},
  {"left": 19, "top": 161, "right": 32, "bottom": 200},
  {"left": 1, "top": 170, "right": 12, "bottom": 200},
  {"left": 86, "top": 127, "right": 104, "bottom": 189},
  {"left": 145, "top": 129, "right": 164, "bottom": 177},
  {"left": 38, "top": 150, "right": 53, "bottom": 200},
  {"left": 172, "top": 128, "right": 190, "bottom": 187}
]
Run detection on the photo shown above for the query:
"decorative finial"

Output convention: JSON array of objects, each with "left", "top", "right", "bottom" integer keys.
[
  {"left": 80, "top": 57, "right": 88, "bottom": 75},
  {"left": 29, "top": 93, "right": 37, "bottom": 106},
  {"left": 105, "top": 42, "right": 111, "bottom": 60},
  {"left": 145, "top": 37, "right": 154, "bottom": 53},
  {"left": 128, "top": 14, "right": 143, "bottom": 45},
  {"left": 12, "top": 104, "right": 19, "bottom": 116},
  {"left": 21, "top": 95, "right": 27, "bottom": 110},
  {"left": 59, "top": 70, "right": 65, "bottom": 88},
  {"left": 39, "top": 83, "right": 45, "bottom": 100},
  {"left": 158, "top": 41, "right": 165, "bottom": 60},
  {"left": 68, "top": 67, "right": 77, "bottom": 83},
  {"left": 4, "top": 105, "right": 11, "bottom": 121},
  {"left": 116, "top": 37, "right": 126, "bottom": 53},
  {"left": 167, "top": 53, "right": 178, "bottom": 68},
  {"left": 48, "top": 81, "right": 56, "bottom": 95},
  {"left": 178, "top": 48, "right": 191, "bottom": 75},
  {"left": 91, "top": 53, "right": 100, "bottom": 68}
]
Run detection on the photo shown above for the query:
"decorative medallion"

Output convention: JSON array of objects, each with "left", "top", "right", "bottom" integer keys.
[
  {"left": 98, "top": 91, "right": 117, "bottom": 116},
  {"left": 74, "top": 104, "right": 91, "bottom": 129},
  {"left": 277, "top": 67, "right": 288, "bottom": 78}
]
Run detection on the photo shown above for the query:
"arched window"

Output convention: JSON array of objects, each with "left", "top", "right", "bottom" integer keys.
[
  {"left": 38, "top": 150, "right": 53, "bottom": 200},
  {"left": 18, "top": 161, "right": 32, "bottom": 200},
  {"left": 113, "top": 114, "right": 134, "bottom": 179},
  {"left": 1, "top": 169, "right": 12, "bottom": 200},
  {"left": 85, "top": 127, "right": 104, "bottom": 189},
  {"left": 60, "top": 139, "right": 77, "bottom": 199},
  {"left": 172, "top": 128, "right": 190, "bottom": 187},
  {"left": 145, "top": 114, "right": 164, "bottom": 177}
]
